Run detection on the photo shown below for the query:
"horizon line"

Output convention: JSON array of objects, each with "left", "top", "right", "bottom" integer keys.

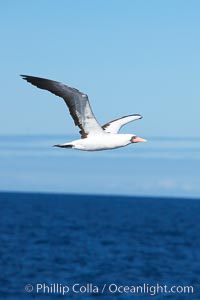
[{"left": 0, "top": 190, "right": 200, "bottom": 202}]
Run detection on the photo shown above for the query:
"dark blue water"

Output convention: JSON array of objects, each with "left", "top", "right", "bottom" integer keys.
[{"left": 1, "top": 192, "right": 200, "bottom": 299}]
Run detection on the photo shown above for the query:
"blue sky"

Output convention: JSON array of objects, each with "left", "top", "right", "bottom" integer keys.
[{"left": 1, "top": 1, "right": 200, "bottom": 137}]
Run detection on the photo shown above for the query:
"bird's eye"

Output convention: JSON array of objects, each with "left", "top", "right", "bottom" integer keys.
[{"left": 131, "top": 136, "right": 136, "bottom": 142}]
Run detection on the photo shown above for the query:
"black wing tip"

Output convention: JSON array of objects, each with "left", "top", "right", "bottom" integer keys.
[
  {"left": 124, "top": 114, "right": 143, "bottom": 119},
  {"left": 133, "top": 114, "right": 142, "bottom": 118},
  {"left": 20, "top": 74, "right": 48, "bottom": 81},
  {"left": 20, "top": 74, "right": 28, "bottom": 79},
  {"left": 20, "top": 74, "right": 55, "bottom": 88},
  {"left": 20, "top": 74, "right": 36, "bottom": 82}
]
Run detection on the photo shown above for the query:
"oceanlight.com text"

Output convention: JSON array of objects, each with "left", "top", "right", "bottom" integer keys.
[{"left": 25, "top": 282, "right": 194, "bottom": 296}]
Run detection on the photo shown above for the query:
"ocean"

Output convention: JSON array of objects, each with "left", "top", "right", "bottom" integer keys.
[
  {"left": 0, "top": 135, "right": 200, "bottom": 299},
  {"left": 1, "top": 192, "right": 200, "bottom": 299}
]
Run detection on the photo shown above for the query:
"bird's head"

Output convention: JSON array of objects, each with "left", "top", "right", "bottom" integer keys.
[{"left": 131, "top": 135, "right": 147, "bottom": 143}]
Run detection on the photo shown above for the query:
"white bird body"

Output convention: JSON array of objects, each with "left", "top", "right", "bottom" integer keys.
[
  {"left": 21, "top": 75, "right": 147, "bottom": 151},
  {"left": 62, "top": 133, "right": 134, "bottom": 151}
]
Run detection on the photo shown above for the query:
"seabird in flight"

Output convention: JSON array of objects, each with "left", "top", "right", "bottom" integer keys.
[{"left": 21, "top": 75, "right": 147, "bottom": 151}]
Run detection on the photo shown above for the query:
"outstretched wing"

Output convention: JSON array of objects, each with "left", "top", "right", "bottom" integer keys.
[
  {"left": 102, "top": 114, "right": 142, "bottom": 133},
  {"left": 21, "top": 75, "right": 104, "bottom": 138}
]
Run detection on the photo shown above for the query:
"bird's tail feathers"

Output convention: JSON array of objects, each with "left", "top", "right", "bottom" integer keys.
[{"left": 53, "top": 144, "right": 73, "bottom": 148}]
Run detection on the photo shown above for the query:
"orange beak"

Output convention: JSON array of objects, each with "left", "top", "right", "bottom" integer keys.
[{"left": 134, "top": 136, "right": 147, "bottom": 143}]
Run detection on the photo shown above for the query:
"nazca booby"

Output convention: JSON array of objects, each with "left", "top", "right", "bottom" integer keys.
[{"left": 21, "top": 75, "right": 147, "bottom": 151}]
